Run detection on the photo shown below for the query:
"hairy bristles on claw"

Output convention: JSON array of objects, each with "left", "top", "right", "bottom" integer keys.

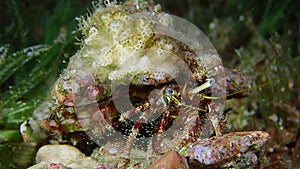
[{"left": 170, "top": 95, "right": 207, "bottom": 112}]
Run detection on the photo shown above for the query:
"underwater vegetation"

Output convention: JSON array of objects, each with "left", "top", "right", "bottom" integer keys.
[{"left": 0, "top": 0, "right": 299, "bottom": 168}]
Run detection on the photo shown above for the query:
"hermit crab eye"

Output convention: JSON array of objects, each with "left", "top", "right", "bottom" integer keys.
[
  {"left": 104, "top": 0, "right": 111, "bottom": 5},
  {"left": 165, "top": 87, "right": 173, "bottom": 95}
]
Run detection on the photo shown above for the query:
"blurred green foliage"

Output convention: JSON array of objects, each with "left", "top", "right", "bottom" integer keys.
[
  {"left": 0, "top": 0, "right": 92, "bottom": 167},
  {"left": 0, "top": 0, "right": 91, "bottom": 127}
]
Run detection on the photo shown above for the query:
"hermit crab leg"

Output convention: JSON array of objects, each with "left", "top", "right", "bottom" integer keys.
[
  {"left": 119, "top": 102, "right": 150, "bottom": 122},
  {"left": 124, "top": 85, "right": 179, "bottom": 156},
  {"left": 124, "top": 126, "right": 139, "bottom": 159},
  {"left": 123, "top": 96, "right": 162, "bottom": 158},
  {"left": 187, "top": 78, "right": 224, "bottom": 137}
]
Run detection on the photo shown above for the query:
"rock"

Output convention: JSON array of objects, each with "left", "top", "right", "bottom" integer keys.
[
  {"left": 28, "top": 162, "right": 71, "bottom": 169},
  {"left": 31, "top": 145, "right": 97, "bottom": 169},
  {"left": 66, "top": 157, "right": 97, "bottom": 169},
  {"left": 187, "top": 131, "right": 270, "bottom": 168},
  {"left": 36, "top": 145, "right": 84, "bottom": 164},
  {"left": 149, "top": 151, "right": 189, "bottom": 169},
  {"left": 28, "top": 161, "right": 51, "bottom": 169}
]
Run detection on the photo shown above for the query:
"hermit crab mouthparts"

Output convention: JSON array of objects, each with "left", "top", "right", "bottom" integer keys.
[{"left": 189, "top": 78, "right": 216, "bottom": 94}]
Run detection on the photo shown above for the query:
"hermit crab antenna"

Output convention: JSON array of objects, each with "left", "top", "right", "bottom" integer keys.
[{"left": 189, "top": 78, "right": 216, "bottom": 94}]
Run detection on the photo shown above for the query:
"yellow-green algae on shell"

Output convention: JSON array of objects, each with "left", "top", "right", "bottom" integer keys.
[{"left": 65, "top": 0, "right": 184, "bottom": 86}]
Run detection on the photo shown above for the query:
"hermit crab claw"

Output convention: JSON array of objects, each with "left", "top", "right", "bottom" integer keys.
[{"left": 189, "top": 78, "right": 216, "bottom": 94}]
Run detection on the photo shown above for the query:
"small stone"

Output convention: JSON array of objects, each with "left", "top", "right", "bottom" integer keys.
[
  {"left": 187, "top": 131, "right": 270, "bottom": 168},
  {"left": 27, "top": 161, "right": 50, "bottom": 169},
  {"left": 35, "top": 145, "right": 85, "bottom": 164},
  {"left": 149, "top": 151, "right": 189, "bottom": 169},
  {"left": 28, "top": 162, "right": 70, "bottom": 169},
  {"left": 32, "top": 145, "right": 98, "bottom": 169}
]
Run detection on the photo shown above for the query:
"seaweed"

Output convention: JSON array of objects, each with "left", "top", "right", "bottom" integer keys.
[{"left": 0, "top": 0, "right": 91, "bottom": 167}]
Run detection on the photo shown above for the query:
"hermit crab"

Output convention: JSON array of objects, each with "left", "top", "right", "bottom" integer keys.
[
  {"left": 21, "top": 0, "right": 268, "bottom": 168},
  {"left": 52, "top": 0, "right": 226, "bottom": 156}
]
